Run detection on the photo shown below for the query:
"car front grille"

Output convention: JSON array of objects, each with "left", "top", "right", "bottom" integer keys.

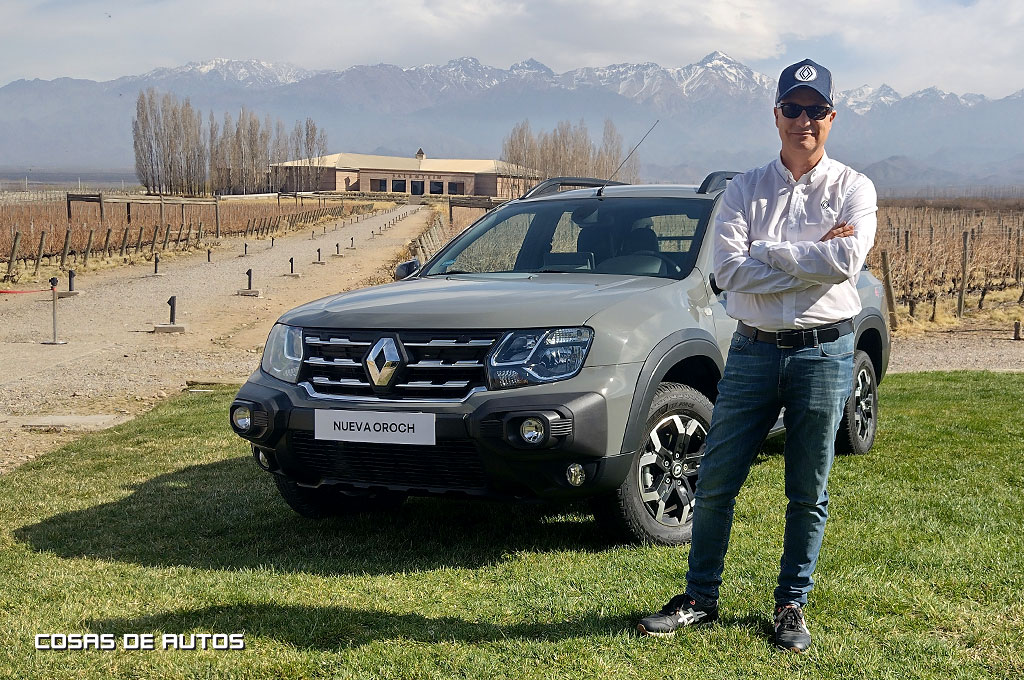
[
  {"left": 289, "top": 431, "right": 488, "bottom": 492},
  {"left": 298, "top": 329, "right": 502, "bottom": 401}
]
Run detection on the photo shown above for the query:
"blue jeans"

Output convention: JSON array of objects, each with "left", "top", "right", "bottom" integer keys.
[{"left": 685, "top": 330, "right": 854, "bottom": 607}]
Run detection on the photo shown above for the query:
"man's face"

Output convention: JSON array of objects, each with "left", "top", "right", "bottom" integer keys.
[{"left": 774, "top": 87, "right": 836, "bottom": 157}]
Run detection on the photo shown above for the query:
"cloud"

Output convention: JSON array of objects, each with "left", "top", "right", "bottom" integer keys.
[{"left": 0, "top": 0, "right": 1021, "bottom": 97}]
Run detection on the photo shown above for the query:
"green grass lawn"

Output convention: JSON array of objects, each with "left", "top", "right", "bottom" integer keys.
[{"left": 1, "top": 372, "right": 1022, "bottom": 679}]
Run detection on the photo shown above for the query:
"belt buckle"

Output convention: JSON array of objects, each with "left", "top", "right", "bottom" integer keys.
[{"left": 775, "top": 331, "right": 795, "bottom": 349}]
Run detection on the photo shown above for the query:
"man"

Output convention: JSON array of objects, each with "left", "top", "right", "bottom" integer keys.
[{"left": 636, "top": 59, "right": 877, "bottom": 653}]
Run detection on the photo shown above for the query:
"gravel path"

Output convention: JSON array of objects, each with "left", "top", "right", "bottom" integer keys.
[
  {"left": 0, "top": 205, "right": 429, "bottom": 472},
  {"left": 2, "top": 210, "right": 1021, "bottom": 473}
]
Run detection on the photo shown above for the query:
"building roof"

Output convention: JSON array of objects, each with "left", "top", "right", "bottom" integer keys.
[{"left": 273, "top": 151, "right": 526, "bottom": 176}]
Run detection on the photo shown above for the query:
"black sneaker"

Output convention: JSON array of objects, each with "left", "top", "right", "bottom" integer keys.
[
  {"left": 773, "top": 603, "right": 811, "bottom": 653},
  {"left": 637, "top": 593, "right": 718, "bottom": 637}
]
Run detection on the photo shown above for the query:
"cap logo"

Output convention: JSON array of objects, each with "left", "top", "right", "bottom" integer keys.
[{"left": 796, "top": 65, "right": 817, "bottom": 82}]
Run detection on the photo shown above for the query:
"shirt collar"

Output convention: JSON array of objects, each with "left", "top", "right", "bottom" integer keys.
[{"left": 774, "top": 151, "right": 831, "bottom": 185}]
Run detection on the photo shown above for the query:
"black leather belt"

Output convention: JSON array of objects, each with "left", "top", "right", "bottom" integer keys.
[{"left": 736, "top": 319, "right": 854, "bottom": 349}]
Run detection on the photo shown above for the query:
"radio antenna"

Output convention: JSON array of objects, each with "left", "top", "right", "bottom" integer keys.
[{"left": 597, "top": 119, "right": 658, "bottom": 197}]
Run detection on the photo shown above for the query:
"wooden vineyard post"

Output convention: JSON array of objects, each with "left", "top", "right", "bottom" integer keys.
[
  {"left": 5, "top": 231, "right": 21, "bottom": 280},
  {"left": 880, "top": 250, "right": 899, "bottom": 331},
  {"left": 34, "top": 231, "right": 46, "bottom": 276},
  {"left": 957, "top": 231, "right": 969, "bottom": 317}
]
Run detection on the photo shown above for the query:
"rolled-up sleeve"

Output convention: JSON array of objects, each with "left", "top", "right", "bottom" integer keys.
[
  {"left": 713, "top": 178, "right": 817, "bottom": 294},
  {"left": 749, "top": 178, "right": 877, "bottom": 284}
]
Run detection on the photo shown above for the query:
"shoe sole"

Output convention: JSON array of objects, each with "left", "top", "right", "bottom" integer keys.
[
  {"left": 775, "top": 643, "right": 809, "bottom": 654},
  {"left": 636, "top": 624, "right": 675, "bottom": 638}
]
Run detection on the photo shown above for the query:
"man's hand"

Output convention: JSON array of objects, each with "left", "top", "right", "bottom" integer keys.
[{"left": 820, "top": 221, "right": 855, "bottom": 241}]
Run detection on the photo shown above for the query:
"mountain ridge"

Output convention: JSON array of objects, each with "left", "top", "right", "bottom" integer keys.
[{"left": 2, "top": 54, "right": 1024, "bottom": 189}]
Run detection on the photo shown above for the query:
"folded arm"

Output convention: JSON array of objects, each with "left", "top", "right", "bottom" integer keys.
[
  {"left": 713, "top": 180, "right": 817, "bottom": 294},
  {"left": 749, "top": 178, "right": 878, "bottom": 284}
]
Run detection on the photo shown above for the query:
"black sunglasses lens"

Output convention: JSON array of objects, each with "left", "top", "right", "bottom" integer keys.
[{"left": 780, "top": 103, "right": 830, "bottom": 120}]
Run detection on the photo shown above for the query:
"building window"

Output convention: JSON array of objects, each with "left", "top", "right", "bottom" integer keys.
[
  {"left": 448, "top": 182, "right": 464, "bottom": 195},
  {"left": 392, "top": 179, "right": 406, "bottom": 193},
  {"left": 370, "top": 179, "right": 387, "bottom": 192},
  {"left": 411, "top": 181, "right": 424, "bottom": 195},
  {"left": 429, "top": 181, "right": 444, "bottom": 195}
]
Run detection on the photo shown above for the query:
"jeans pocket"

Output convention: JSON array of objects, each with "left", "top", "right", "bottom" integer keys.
[
  {"left": 729, "top": 331, "right": 754, "bottom": 353},
  {"left": 818, "top": 334, "right": 854, "bottom": 357}
]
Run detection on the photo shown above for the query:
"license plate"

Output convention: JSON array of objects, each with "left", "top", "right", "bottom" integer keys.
[{"left": 314, "top": 409, "right": 436, "bottom": 445}]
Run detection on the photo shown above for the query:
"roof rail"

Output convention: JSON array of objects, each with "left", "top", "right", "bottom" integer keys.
[
  {"left": 520, "top": 176, "right": 627, "bottom": 200},
  {"left": 697, "top": 171, "right": 740, "bottom": 194}
]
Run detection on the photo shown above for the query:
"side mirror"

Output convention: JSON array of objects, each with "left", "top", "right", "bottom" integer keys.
[
  {"left": 394, "top": 258, "right": 421, "bottom": 280},
  {"left": 708, "top": 273, "right": 723, "bottom": 296}
]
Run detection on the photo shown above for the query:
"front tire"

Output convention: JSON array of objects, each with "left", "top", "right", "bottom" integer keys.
[
  {"left": 835, "top": 349, "right": 878, "bottom": 455},
  {"left": 592, "top": 382, "right": 712, "bottom": 545},
  {"left": 273, "top": 476, "right": 407, "bottom": 519}
]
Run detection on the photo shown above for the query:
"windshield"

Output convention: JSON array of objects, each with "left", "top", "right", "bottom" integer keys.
[{"left": 421, "top": 196, "right": 713, "bottom": 280}]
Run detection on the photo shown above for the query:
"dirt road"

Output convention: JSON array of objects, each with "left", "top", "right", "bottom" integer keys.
[{"left": 0, "top": 205, "right": 431, "bottom": 472}]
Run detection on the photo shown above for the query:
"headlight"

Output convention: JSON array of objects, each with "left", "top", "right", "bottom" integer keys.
[
  {"left": 487, "top": 327, "right": 593, "bottom": 389},
  {"left": 261, "top": 323, "right": 303, "bottom": 383}
]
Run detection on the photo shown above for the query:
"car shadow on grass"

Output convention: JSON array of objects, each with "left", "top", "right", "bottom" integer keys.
[
  {"left": 83, "top": 605, "right": 777, "bottom": 651},
  {"left": 14, "top": 456, "right": 616, "bottom": 576}
]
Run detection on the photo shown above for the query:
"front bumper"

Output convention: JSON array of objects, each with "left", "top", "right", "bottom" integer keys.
[{"left": 230, "top": 365, "right": 640, "bottom": 500}]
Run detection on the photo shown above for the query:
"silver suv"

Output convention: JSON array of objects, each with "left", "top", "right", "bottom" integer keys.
[{"left": 230, "top": 175, "right": 889, "bottom": 545}]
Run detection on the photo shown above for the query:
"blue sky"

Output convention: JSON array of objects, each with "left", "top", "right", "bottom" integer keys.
[{"left": 2, "top": 0, "right": 1022, "bottom": 98}]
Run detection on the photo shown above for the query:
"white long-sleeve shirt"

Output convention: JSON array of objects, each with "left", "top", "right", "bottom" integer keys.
[{"left": 712, "top": 152, "right": 877, "bottom": 331}]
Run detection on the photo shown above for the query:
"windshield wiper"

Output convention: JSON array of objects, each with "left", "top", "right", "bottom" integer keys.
[{"left": 422, "top": 270, "right": 475, "bottom": 276}]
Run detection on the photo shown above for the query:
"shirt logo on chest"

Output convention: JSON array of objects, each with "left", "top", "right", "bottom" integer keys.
[{"left": 821, "top": 199, "right": 831, "bottom": 211}]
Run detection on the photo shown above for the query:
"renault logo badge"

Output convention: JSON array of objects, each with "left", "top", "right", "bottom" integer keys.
[
  {"left": 366, "top": 337, "right": 402, "bottom": 386},
  {"left": 796, "top": 65, "right": 817, "bottom": 82}
]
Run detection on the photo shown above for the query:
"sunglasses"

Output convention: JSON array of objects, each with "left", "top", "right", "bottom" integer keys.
[{"left": 777, "top": 103, "right": 833, "bottom": 120}]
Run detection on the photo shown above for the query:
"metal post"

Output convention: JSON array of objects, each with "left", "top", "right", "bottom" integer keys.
[
  {"left": 154, "top": 253, "right": 160, "bottom": 275},
  {"left": 289, "top": 257, "right": 294, "bottom": 274},
  {"left": 68, "top": 270, "right": 76, "bottom": 292},
  {"left": 167, "top": 296, "right": 176, "bottom": 325},
  {"left": 246, "top": 268, "right": 253, "bottom": 290},
  {"left": 41, "top": 277, "right": 66, "bottom": 345},
  {"left": 207, "top": 249, "right": 212, "bottom": 263}
]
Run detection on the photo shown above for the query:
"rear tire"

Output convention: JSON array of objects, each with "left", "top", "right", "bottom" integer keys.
[
  {"left": 591, "top": 382, "right": 712, "bottom": 545},
  {"left": 835, "top": 349, "right": 878, "bottom": 455},
  {"left": 273, "top": 475, "right": 407, "bottom": 519}
]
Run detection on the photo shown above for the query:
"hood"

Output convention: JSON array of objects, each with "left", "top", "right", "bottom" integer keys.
[{"left": 278, "top": 273, "right": 672, "bottom": 329}]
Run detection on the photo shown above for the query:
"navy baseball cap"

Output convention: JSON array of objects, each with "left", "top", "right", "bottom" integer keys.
[{"left": 776, "top": 59, "right": 834, "bottom": 106}]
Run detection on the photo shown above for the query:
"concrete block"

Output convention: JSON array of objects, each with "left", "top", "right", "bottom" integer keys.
[
  {"left": 153, "top": 324, "right": 186, "bottom": 333},
  {"left": 236, "top": 289, "right": 263, "bottom": 297}
]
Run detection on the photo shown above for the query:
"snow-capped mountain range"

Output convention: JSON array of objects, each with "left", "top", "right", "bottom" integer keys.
[{"left": 2, "top": 52, "right": 1023, "bottom": 188}]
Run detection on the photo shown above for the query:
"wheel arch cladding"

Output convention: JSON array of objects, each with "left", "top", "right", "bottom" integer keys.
[
  {"left": 621, "top": 329, "right": 724, "bottom": 454},
  {"left": 854, "top": 313, "right": 888, "bottom": 383}
]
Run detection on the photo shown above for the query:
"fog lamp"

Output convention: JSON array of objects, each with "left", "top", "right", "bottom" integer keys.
[
  {"left": 566, "top": 463, "right": 586, "bottom": 487},
  {"left": 232, "top": 405, "right": 252, "bottom": 432},
  {"left": 519, "top": 417, "right": 546, "bottom": 445}
]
